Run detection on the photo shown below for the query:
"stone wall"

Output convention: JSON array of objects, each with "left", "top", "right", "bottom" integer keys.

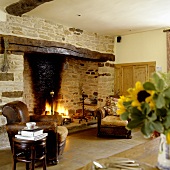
[
  {"left": 0, "top": 14, "right": 114, "bottom": 53},
  {"left": 0, "top": 54, "right": 24, "bottom": 106},
  {"left": 98, "top": 61, "right": 115, "bottom": 107},
  {"left": 0, "top": 14, "right": 115, "bottom": 114},
  {"left": 57, "top": 57, "right": 98, "bottom": 113}
]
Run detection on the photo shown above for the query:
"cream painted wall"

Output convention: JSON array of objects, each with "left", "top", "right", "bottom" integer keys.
[{"left": 114, "top": 29, "right": 167, "bottom": 72}]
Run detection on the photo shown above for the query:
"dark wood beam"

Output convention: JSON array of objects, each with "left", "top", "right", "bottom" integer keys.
[
  {"left": 0, "top": 35, "right": 115, "bottom": 62},
  {"left": 6, "top": 0, "right": 53, "bottom": 16}
]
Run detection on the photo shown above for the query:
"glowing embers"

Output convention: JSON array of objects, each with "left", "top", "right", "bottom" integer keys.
[
  {"left": 44, "top": 102, "right": 71, "bottom": 124},
  {"left": 56, "top": 103, "right": 72, "bottom": 124}
]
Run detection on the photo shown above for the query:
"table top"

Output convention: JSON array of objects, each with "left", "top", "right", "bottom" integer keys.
[
  {"left": 112, "top": 136, "right": 160, "bottom": 167},
  {"left": 13, "top": 137, "right": 47, "bottom": 144},
  {"left": 78, "top": 136, "right": 160, "bottom": 170}
]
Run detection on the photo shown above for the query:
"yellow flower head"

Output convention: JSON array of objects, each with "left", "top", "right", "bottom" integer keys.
[
  {"left": 166, "top": 132, "right": 170, "bottom": 144},
  {"left": 116, "top": 72, "right": 170, "bottom": 141},
  {"left": 127, "top": 81, "right": 145, "bottom": 109},
  {"left": 145, "top": 90, "right": 155, "bottom": 109},
  {"left": 117, "top": 95, "right": 130, "bottom": 115},
  {"left": 126, "top": 81, "right": 155, "bottom": 111}
]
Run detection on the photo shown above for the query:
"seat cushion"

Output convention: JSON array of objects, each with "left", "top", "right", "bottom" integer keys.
[
  {"left": 57, "top": 126, "right": 68, "bottom": 143},
  {"left": 101, "top": 116, "right": 128, "bottom": 126}
]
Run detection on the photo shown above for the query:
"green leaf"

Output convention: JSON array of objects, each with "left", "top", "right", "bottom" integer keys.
[
  {"left": 155, "top": 93, "right": 165, "bottom": 108},
  {"left": 127, "top": 119, "right": 143, "bottom": 129},
  {"left": 165, "top": 97, "right": 170, "bottom": 106},
  {"left": 157, "top": 79, "right": 165, "bottom": 91},
  {"left": 130, "top": 107, "right": 145, "bottom": 120},
  {"left": 120, "top": 111, "right": 129, "bottom": 120},
  {"left": 141, "top": 121, "right": 153, "bottom": 137},
  {"left": 152, "top": 72, "right": 165, "bottom": 90},
  {"left": 123, "top": 101, "right": 132, "bottom": 107},
  {"left": 156, "top": 108, "right": 167, "bottom": 118},
  {"left": 143, "top": 82, "right": 156, "bottom": 90},
  {"left": 167, "top": 110, "right": 170, "bottom": 116},
  {"left": 152, "top": 72, "right": 161, "bottom": 86},
  {"left": 164, "top": 87, "right": 170, "bottom": 98},
  {"left": 147, "top": 111, "right": 157, "bottom": 121},
  {"left": 151, "top": 121, "right": 164, "bottom": 133},
  {"left": 141, "top": 103, "right": 151, "bottom": 116},
  {"left": 163, "top": 115, "right": 170, "bottom": 129}
]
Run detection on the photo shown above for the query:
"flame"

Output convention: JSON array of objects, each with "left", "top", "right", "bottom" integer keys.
[
  {"left": 56, "top": 103, "right": 68, "bottom": 116},
  {"left": 45, "top": 102, "right": 51, "bottom": 112},
  {"left": 45, "top": 101, "right": 68, "bottom": 116},
  {"left": 44, "top": 101, "right": 51, "bottom": 115}
]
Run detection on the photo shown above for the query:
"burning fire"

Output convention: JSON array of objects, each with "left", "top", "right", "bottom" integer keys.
[
  {"left": 45, "top": 102, "right": 51, "bottom": 113},
  {"left": 56, "top": 103, "right": 68, "bottom": 116},
  {"left": 45, "top": 101, "right": 69, "bottom": 117}
]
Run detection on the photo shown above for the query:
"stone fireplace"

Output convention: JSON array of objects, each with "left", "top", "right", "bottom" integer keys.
[
  {"left": 24, "top": 52, "right": 99, "bottom": 117},
  {"left": 0, "top": 34, "right": 115, "bottom": 118}
]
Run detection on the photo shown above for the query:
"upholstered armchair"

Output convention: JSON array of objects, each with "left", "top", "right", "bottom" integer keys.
[
  {"left": 2, "top": 101, "right": 68, "bottom": 165},
  {"left": 96, "top": 96, "right": 131, "bottom": 139}
]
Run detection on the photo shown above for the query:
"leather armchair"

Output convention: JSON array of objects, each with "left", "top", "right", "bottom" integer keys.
[
  {"left": 2, "top": 100, "right": 68, "bottom": 165},
  {"left": 95, "top": 96, "right": 131, "bottom": 139}
]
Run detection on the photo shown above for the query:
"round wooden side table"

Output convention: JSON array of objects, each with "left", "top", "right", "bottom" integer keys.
[{"left": 12, "top": 137, "right": 47, "bottom": 170}]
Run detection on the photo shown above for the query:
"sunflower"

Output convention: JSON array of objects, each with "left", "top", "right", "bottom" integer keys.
[
  {"left": 117, "top": 95, "right": 130, "bottom": 115},
  {"left": 166, "top": 131, "right": 170, "bottom": 144},
  {"left": 127, "top": 81, "right": 145, "bottom": 108},
  {"left": 117, "top": 72, "right": 170, "bottom": 145},
  {"left": 127, "top": 81, "right": 156, "bottom": 111},
  {"left": 145, "top": 90, "right": 155, "bottom": 110}
]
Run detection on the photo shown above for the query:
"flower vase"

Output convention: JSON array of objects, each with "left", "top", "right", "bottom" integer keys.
[{"left": 157, "top": 134, "right": 170, "bottom": 170}]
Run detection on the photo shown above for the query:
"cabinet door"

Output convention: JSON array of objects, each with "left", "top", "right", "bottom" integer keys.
[
  {"left": 133, "top": 65, "right": 148, "bottom": 85},
  {"left": 114, "top": 61, "right": 156, "bottom": 96},
  {"left": 121, "top": 66, "right": 133, "bottom": 95},
  {"left": 114, "top": 67, "right": 121, "bottom": 96},
  {"left": 148, "top": 64, "right": 156, "bottom": 78}
]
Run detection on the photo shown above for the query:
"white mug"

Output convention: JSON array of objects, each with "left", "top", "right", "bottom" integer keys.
[{"left": 26, "top": 122, "right": 36, "bottom": 129}]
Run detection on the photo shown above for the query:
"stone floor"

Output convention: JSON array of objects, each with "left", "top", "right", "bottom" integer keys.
[{"left": 0, "top": 126, "right": 151, "bottom": 170}]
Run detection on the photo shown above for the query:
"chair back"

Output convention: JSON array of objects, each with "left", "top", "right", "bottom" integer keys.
[{"left": 2, "top": 101, "right": 30, "bottom": 124}]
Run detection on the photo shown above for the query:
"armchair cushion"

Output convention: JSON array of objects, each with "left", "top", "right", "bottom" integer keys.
[
  {"left": 101, "top": 116, "right": 128, "bottom": 126},
  {"left": 58, "top": 126, "right": 68, "bottom": 143},
  {"left": 104, "top": 97, "right": 119, "bottom": 116}
]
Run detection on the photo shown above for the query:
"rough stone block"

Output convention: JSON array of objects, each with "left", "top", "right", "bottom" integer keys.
[
  {"left": 2, "top": 91, "right": 23, "bottom": 98},
  {"left": 0, "top": 73, "right": 14, "bottom": 81}
]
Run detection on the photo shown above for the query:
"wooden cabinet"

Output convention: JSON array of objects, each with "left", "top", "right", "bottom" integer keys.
[{"left": 114, "top": 61, "right": 156, "bottom": 96}]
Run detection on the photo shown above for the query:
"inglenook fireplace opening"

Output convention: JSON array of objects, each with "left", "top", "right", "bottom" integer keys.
[{"left": 23, "top": 52, "right": 99, "bottom": 119}]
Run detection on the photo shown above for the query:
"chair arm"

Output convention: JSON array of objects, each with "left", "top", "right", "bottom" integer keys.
[
  {"left": 30, "top": 114, "right": 63, "bottom": 126},
  {"left": 96, "top": 107, "right": 107, "bottom": 119},
  {"left": 95, "top": 107, "right": 107, "bottom": 128}
]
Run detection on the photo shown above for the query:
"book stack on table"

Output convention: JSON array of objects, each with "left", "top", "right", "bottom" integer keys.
[{"left": 15, "top": 127, "right": 48, "bottom": 141}]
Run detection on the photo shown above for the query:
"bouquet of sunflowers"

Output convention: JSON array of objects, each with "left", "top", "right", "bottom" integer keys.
[{"left": 117, "top": 72, "right": 170, "bottom": 143}]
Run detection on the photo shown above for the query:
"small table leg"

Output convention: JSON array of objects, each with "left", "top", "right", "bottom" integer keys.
[
  {"left": 12, "top": 160, "right": 16, "bottom": 170},
  {"left": 31, "top": 146, "right": 36, "bottom": 170}
]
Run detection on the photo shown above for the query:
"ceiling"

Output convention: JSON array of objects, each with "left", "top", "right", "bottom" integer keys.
[{"left": 1, "top": 0, "right": 170, "bottom": 36}]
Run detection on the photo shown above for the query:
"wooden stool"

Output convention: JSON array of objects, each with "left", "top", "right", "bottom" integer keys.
[{"left": 12, "top": 137, "right": 47, "bottom": 170}]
